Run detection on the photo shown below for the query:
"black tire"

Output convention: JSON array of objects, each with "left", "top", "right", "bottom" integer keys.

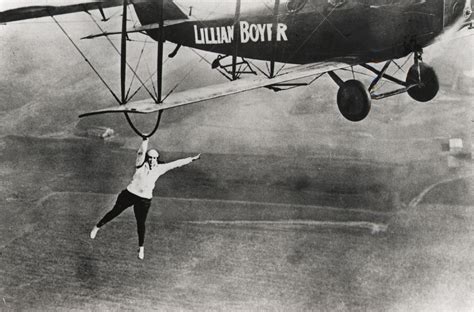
[
  {"left": 406, "top": 63, "right": 439, "bottom": 102},
  {"left": 337, "top": 80, "right": 371, "bottom": 122}
]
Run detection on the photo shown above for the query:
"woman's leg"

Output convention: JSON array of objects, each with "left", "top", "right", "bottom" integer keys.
[
  {"left": 97, "top": 190, "right": 135, "bottom": 228},
  {"left": 133, "top": 198, "right": 151, "bottom": 247}
]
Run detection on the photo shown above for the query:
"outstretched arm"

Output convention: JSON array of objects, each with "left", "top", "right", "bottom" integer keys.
[
  {"left": 160, "top": 154, "right": 200, "bottom": 173},
  {"left": 135, "top": 138, "right": 148, "bottom": 167}
]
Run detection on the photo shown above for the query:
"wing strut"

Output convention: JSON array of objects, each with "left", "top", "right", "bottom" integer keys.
[
  {"left": 232, "top": 0, "right": 241, "bottom": 80},
  {"left": 120, "top": 0, "right": 127, "bottom": 104},
  {"left": 270, "top": 0, "right": 280, "bottom": 78},
  {"left": 157, "top": 0, "right": 164, "bottom": 103}
]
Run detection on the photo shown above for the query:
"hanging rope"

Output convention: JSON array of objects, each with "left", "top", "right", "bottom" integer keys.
[
  {"left": 119, "top": 1, "right": 163, "bottom": 138},
  {"left": 124, "top": 111, "right": 163, "bottom": 138}
]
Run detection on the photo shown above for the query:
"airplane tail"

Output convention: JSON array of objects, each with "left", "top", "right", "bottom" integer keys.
[{"left": 133, "top": 0, "right": 188, "bottom": 26}]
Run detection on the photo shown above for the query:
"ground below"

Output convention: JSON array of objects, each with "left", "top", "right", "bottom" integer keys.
[{"left": 0, "top": 136, "right": 472, "bottom": 311}]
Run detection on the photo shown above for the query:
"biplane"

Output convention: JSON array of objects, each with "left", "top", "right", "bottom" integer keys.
[{"left": 1, "top": 0, "right": 472, "bottom": 137}]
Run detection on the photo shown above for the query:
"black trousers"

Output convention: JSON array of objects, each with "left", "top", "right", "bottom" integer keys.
[{"left": 97, "top": 189, "right": 151, "bottom": 246}]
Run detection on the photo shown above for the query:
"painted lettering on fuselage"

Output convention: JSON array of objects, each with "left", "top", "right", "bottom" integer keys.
[{"left": 193, "top": 21, "right": 288, "bottom": 45}]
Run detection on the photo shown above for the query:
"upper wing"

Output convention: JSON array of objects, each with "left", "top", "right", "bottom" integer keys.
[
  {"left": 0, "top": 0, "right": 124, "bottom": 23},
  {"left": 79, "top": 61, "right": 353, "bottom": 118},
  {"left": 0, "top": 0, "right": 187, "bottom": 24}
]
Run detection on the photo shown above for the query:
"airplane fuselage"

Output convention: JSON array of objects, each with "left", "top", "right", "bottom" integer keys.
[
  {"left": 135, "top": 0, "right": 467, "bottom": 64},
  {"left": 0, "top": 0, "right": 471, "bottom": 123}
]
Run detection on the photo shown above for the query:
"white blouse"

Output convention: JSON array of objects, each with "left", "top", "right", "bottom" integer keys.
[{"left": 126, "top": 140, "right": 195, "bottom": 199}]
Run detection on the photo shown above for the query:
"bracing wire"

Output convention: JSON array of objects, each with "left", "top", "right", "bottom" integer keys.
[
  {"left": 162, "top": 48, "right": 208, "bottom": 102},
  {"left": 126, "top": 36, "right": 149, "bottom": 101},
  {"left": 50, "top": 14, "right": 121, "bottom": 105},
  {"left": 88, "top": 13, "right": 157, "bottom": 102},
  {"left": 189, "top": 49, "right": 232, "bottom": 81},
  {"left": 374, "top": 54, "right": 412, "bottom": 92}
]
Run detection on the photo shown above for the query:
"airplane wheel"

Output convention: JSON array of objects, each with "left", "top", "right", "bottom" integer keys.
[
  {"left": 337, "top": 80, "right": 371, "bottom": 122},
  {"left": 406, "top": 63, "right": 439, "bottom": 102}
]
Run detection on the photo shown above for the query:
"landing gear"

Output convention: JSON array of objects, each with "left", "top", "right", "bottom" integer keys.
[
  {"left": 406, "top": 63, "right": 439, "bottom": 102},
  {"left": 328, "top": 71, "right": 372, "bottom": 122},
  {"left": 328, "top": 50, "right": 440, "bottom": 122},
  {"left": 337, "top": 80, "right": 371, "bottom": 122}
]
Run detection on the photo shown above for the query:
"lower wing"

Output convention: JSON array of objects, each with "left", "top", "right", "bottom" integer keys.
[{"left": 79, "top": 61, "right": 353, "bottom": 118}]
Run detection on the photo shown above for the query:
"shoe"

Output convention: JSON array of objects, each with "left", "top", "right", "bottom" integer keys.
[
  {"left": 138, "top": 246, "right": 144, "bottom": 260},
  {"left": 90, "top": 226, "right": 99, "bottom": 239}
]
